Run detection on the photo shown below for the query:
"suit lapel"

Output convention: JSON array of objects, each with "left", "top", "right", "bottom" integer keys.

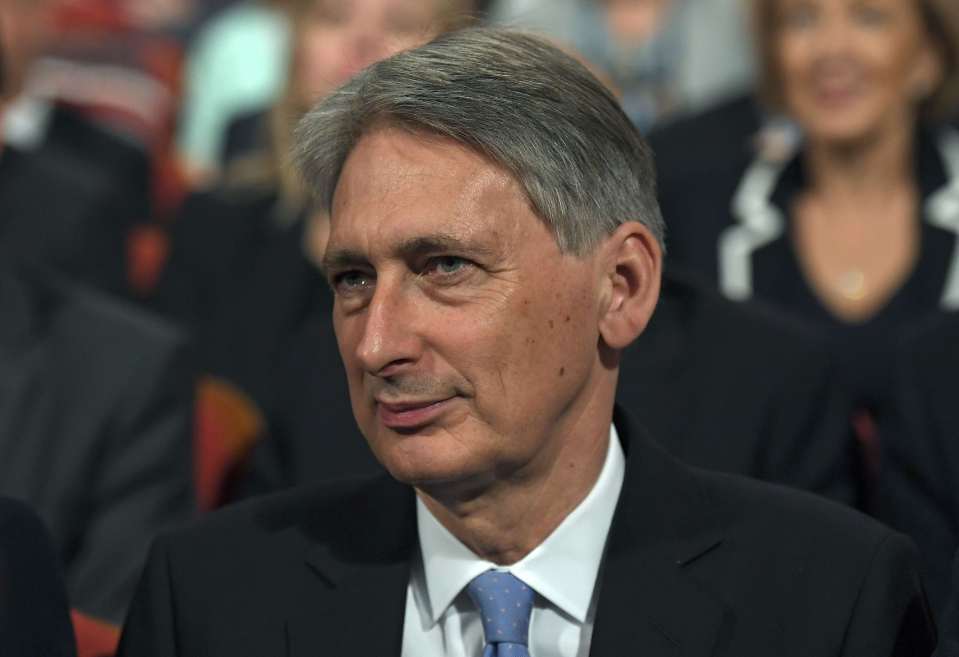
[
  {"left": 590, "top": 409, "right": 728, "bottom": 657},
  {"left": 286, "top": 476, "right": 417, "bottom": 656}
]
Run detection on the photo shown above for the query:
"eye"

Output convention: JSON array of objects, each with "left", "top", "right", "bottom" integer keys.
[
  {"left": 424, "top": 256, "right": 472, "bottom": 277},
  {"left": 310, "top": 0, "right": 350, "bottom": 25},
  {"left": 332, "top": 270, "right": 375, "bottom": 296},
  {"left": 852, "top": 3, "right": 891, "bottom": 26},
  {"left": 779, "top": 2, "right": 818, "bottom": 30}
]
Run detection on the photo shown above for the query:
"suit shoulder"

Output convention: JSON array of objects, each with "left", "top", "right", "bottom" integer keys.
[
  {"left": 663, "top": 272, "right": 831, "bottom": 368},
  {"left": 697, "top": 467, "right": 895, "bottom": 551},
  {"left": 75, "top": 289, "right": 185, "bottom": 347},
  {"left": 159, "top": 475, "right": 409, "bottom": 559}
]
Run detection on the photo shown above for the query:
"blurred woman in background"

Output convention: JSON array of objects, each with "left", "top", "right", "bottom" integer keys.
[
  {"left": 152, "top": 1, "right": 472, "bottom": 486},
  {"left": 156, "top": 0, "right": 471, "bottom": 335},
  {"left": 658, "top": 0, "right": 959, "bottom": 405},
  {"left": 652, "top": 0, "right": 959, "bottom": 613}
]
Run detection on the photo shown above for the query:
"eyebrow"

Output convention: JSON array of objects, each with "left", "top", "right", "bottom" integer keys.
[{"left": 322, "top": 233, "right": 500, "bottom": 273}]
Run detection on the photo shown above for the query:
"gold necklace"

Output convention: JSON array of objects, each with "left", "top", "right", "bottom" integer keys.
[{"left": 837, "top": 269, "right": 866, "bottom": 301}]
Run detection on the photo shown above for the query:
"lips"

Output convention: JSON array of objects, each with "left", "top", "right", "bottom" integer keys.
[
  {"left": 377, "top": 397, "right": 455, "bottom": 430},
  {"left": 813, "top": 82, "right": 861, "bottom": 108}
]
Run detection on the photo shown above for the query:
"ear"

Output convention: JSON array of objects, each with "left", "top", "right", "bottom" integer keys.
[
  {"left": 597, "top": 221, "right": 662, "bottom": 350},
  {"left": 910, "top": 41, "right": 944, "bottom": 102}
]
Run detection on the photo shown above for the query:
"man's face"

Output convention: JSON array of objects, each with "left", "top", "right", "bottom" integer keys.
[{"left": 325, "top": 127, "right": 610, "bottom": 493}]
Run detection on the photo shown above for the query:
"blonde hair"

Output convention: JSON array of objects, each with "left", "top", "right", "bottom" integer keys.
[
  {"left": 751, "top": 0, "right": 959, "bottom": 123},
  {"left": 223, "top": 0, "right": 475, "bottom": 206}
]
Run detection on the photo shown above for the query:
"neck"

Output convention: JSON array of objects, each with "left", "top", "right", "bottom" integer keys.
[
  {"left": 416, "top": 371, "right": 617, "bottom": 565},
  {"left": 803, "top": 121, "right": 916, "bottom": 207}
]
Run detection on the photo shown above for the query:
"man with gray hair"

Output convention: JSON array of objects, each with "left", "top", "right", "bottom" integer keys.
[{"left": 119, "top": 28, "right": 934, "bottom": 657}]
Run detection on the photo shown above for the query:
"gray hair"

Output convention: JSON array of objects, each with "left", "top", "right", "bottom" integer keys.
[{"left": 294, "top": 27, "right": 665, "bottom": 254}]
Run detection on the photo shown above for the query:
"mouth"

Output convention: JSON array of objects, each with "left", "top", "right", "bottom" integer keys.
[
  {"left": 810, "top": 76, "right": 863, "bottom": 108},
  {"left": 376, "top": 397, "right": 456, "bottom": 430}
]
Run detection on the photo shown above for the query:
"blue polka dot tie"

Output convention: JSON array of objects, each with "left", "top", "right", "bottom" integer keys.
[{"left": 466, "top": 570, "right": 535, "bottom": 657}]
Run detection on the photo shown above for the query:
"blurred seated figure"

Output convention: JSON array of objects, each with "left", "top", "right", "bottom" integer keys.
[
  {"left": 0, "top": 497, "right": 76, "bottom": 657},
  {"left": 490, "top": 0, "right": 755, "bottom": 130},
  {"left": 219, "top": 0, "right": 494, "bottom": 169},
  {"left": 881, "top": 311, "right": 959, "bottom": 614},
  {"left": 0, "top": 128, "right": 132, "bottom": 296},
  {"left": 154, "top": 0, "right": 472, "bottom": 392},
  {"left": 176, "top": 0, "right": 292, "bottom": 183},
  {"left": 0, "top": 0, "right": 155, "bottom": 298},
  {"left": 0, "top": 258, "right": 196, "bottom": 624},
  {"left": 651, "top": 0, "right": 959, "bottom": 481}
]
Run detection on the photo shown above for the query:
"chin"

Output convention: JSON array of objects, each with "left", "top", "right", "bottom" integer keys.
[
  {"left": 364, "top": 425, "right": 489, "bottom": 489},
  {"left": 795, "top": 101, "right": 890, "bottom": 147},
  {"left": 803, "top": 115, "right": 885, "bottom": 147}
]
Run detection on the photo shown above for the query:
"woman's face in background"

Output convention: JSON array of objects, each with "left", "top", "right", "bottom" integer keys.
[
  {"left": 293, "top": 0, "right": 443, "bottom": 107},
  {"left": 774, "top": 0, "right": 941, "bottom": 145}
]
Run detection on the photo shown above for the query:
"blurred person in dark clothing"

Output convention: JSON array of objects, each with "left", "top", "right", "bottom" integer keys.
[
  {"left": 0, "top": 10, "right": 196, "bottom": 624},
  {"left": 652, "top": 0, "right": 959, "bottom": 408},
  {"left": 652, "top": 0, "right": 959, "bottom": 472},
  {"left": 0, "top": 256, "right": 197, "bottom": 624},
  {"left": 0, "top": 0, "right": 148, "bottom": 297},
  {"left": 650, "top": 0, "right": 959, "bottom": 613},
  {"left": 154, "top": 0, "right": 473, "bottom": 392},
  {"left": 0, "top": 497, "right": 76, "bottom": 657}
]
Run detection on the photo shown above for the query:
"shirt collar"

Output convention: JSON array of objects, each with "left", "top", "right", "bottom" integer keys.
[{"left": 414, "top": 424, "right": 626, "bottom": 625}]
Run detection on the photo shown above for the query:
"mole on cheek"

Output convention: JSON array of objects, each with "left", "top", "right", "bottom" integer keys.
[
  {"left": 565, "top": 315, "right": 571, "bottom": 323},
  {"left": 548, "top": 320, "right": 554, "bottom": 329},
  {"left": 559, "top": 367, "right": 565, "bottom": 377}
]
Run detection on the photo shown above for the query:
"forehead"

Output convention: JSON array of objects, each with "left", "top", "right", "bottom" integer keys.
[
  {"left": 329, "top": 127, "right": 536, "bottom": 252},
  {"left": 309, "top": 0, "right": 441, "bottom": 17},
  {"left": 774, "top": 0, "right": 917, "bottom": 14}
]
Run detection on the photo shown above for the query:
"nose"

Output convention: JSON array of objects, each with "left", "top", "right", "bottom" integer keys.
[
  {"left": 811, "top": 11, "right": 854, "bottom": 59},
  {"left": 354, "top": 279, "right": 422, "bottom": 377}
]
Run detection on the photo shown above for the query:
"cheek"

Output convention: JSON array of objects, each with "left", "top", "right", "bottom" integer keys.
[
  {"left": 877, "top": 41, "right": 927, "bottom": 95},
  {"left": 776, "top": 38, "right": 813, "bottom": 96},
  {"left": 295, "top": 31, "right": 344, "bottom": 95},
  {"left": 470, "top": 279, "right": 598, "bottom": 419}
]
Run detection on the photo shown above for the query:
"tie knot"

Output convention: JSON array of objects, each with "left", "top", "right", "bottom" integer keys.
[{"left": 466, "top": 571, "right": 535, "bottom": 648}]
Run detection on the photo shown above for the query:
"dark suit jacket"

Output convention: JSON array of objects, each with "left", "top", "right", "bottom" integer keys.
[
  {"left": 41, "top": 103, "right": 153, "bottom": 227},
  {"left": 0, "top": 144, "right": 134, "bottom": 297},
  {"left": 236, "top": 269, "right": 855, "bottom": 507},
  {"left": 621, "top": 271, "right": 855, "bottom": 504},
  {"left": 937, "top": 551, "right": 959, "bottom": 657},
  {"left": 119, "top": 409, "right": 934, "bottom": 656},
  {"left": 880, "top": 311, "right": 959, "bottom": 614},
  {"left": 0, "top": 263, "right": 196, "bottom": 622},
  {"left": 0, "top": 497, "right": 76, "bottom": 657}
]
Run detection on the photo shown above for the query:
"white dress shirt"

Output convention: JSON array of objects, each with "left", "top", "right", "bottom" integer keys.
[{"left": 401, "top": 425, "right": 626, "bottom": 657}]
